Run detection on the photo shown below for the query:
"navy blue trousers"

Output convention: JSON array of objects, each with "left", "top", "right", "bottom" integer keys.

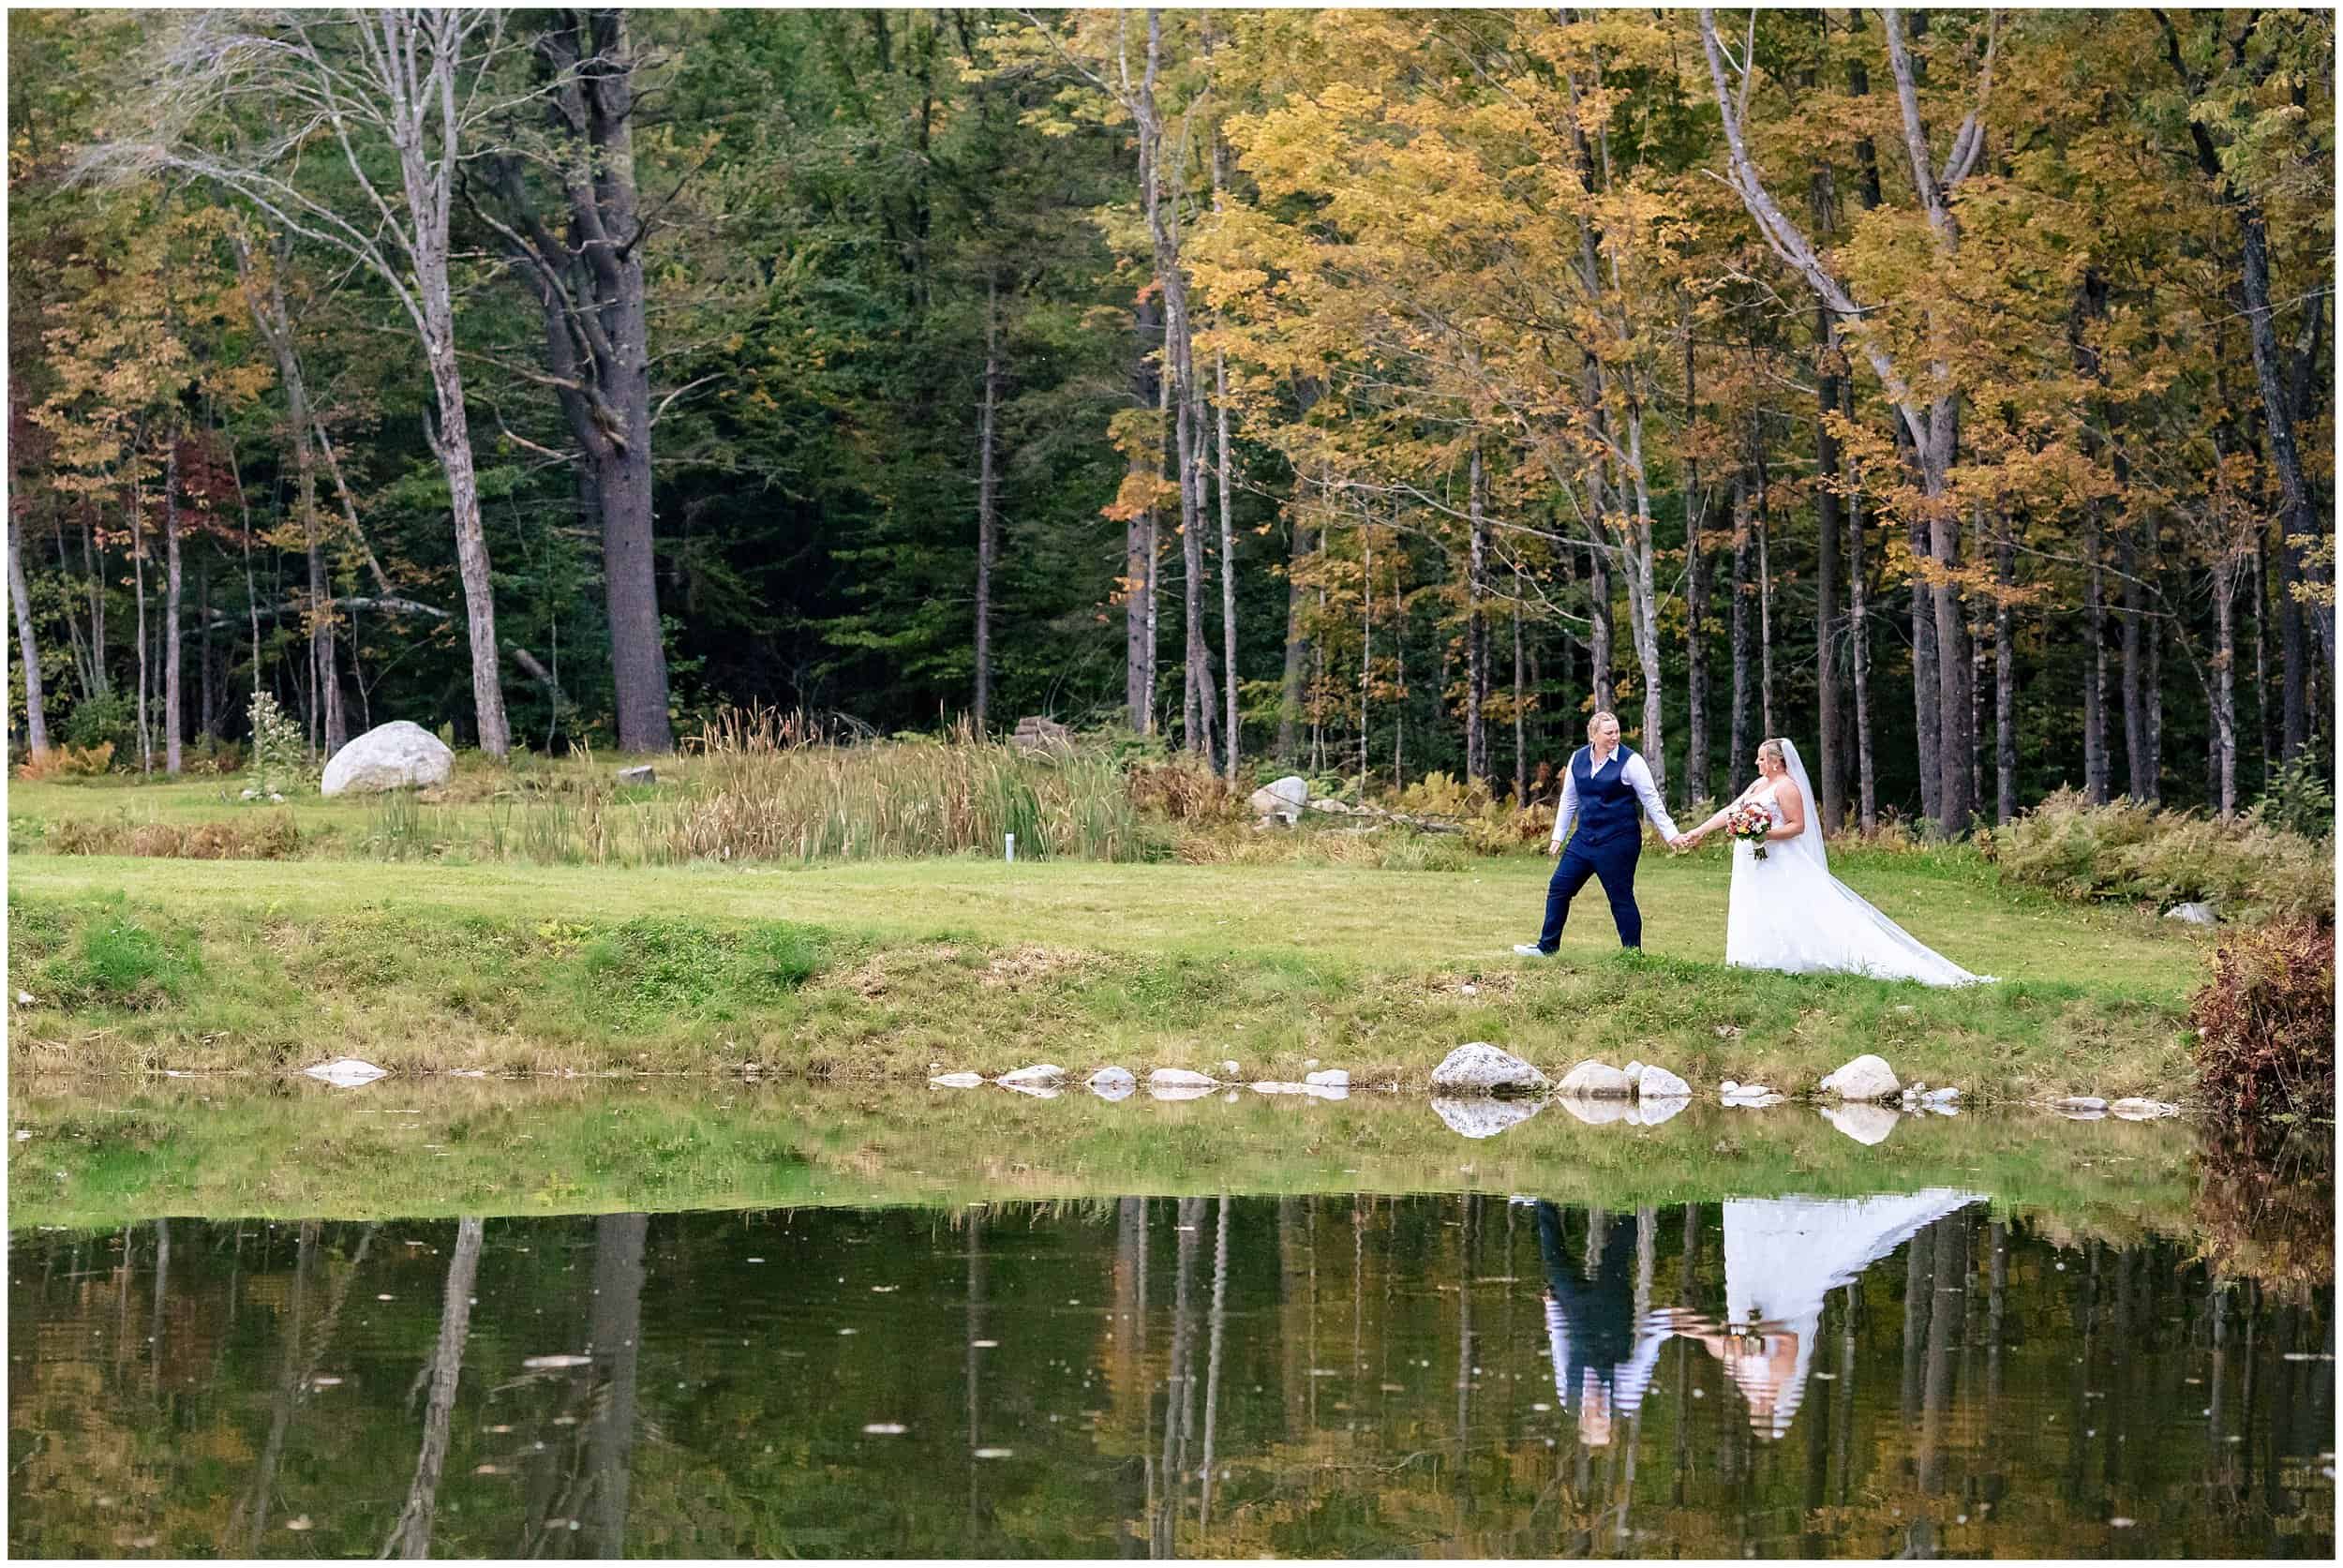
[{"left": 1537, "top": 836, "right": 1642, "bottom": 951}]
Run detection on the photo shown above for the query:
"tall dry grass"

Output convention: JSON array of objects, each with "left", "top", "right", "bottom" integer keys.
[{"left": 662, "top": 715, "right": 1149, "bottom": 863}]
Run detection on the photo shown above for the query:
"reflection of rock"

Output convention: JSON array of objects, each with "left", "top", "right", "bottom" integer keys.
[
  {"left": 929, "top": 1071, "right": 985, "bottom": 1089},
  {"left": 2054, "top": 1095, "right": 2107, "bottom": 1113},
  {"left": 997, "top": 1063, "right": 1065, "bottom": 1086},
  {"left": 2110, "top": 1098, "right": 2179, "bottom": 1120},
  {"left": 1818, "top": 1053, "right": 1900, "bottom": 1102},
  {"left": 1631, "top": 1094, "right": 1689, "bottom": 1127},
  {"left": 1429, "top": 1042, "right": 1550, "bottom": 1096},
  {"left": 1636, "top": 1065, "right": 1692, "bottom": 1101},
  {"left": 998, "top": 1081, "right": 1062, "bottom": 1099},
  {"left": 1148, "top": 1068, "right": 1218, "bottom": 1088},
  {"left": 1301, "top": 1083, "right": 1349, "bottom": 1101},
  {"left": 1556, "top": 1060, "right": 1634, "bottom": 1098},
  {"left": 1558, "top": 1095, "right": 1634, "bottom": 1126},
  {"left": 1819, "top": 1102, "right": 1901, "bottom": 1145},
  {"left": 1086, "top": 1068, "right": 1137, "bottom": 1102},
  {"left": 304, "top": 1057, "right": 388, "bottom": 1088},
  {"left": 1147, "top": 1081, "right": 1216, "bottom": 1102},
  {"left": 1432, "top": 1095, "right": 1545, "bottom": 1139}
]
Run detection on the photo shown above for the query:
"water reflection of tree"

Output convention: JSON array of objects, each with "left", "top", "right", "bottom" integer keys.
[{"left": 381, "top": 1216, "right": 485, "bottom": 1559}]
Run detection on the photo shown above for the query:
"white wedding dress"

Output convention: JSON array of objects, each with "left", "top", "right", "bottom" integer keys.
[{"left": 1722, "top": 740, "right": 1993, "bottom": 987}]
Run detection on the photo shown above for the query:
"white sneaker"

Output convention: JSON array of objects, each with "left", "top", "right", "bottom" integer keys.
[{"left": 1513, "top": 943, "right": 1555, "bottom": 958}]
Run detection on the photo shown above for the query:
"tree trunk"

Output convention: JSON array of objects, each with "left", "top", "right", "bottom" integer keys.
[
  {"left": 1908, "top": 487, "right": 1941, "bottom": 826},
  {"left": 83, "top": 507, "right": 106, "bottom": 698},
  {"left": 974, "top": 275, "right": 999, "bottom": 731},
  {"left": 1756, "top": 461, "right": 1775, "bottom": 740},
  {"left": 383, "top": 1217, "right": 484, "bottom": 1560},
  {"left": 1216, "top": 347, "right": 1238, "bottom": 783},
  {"left": 1127, "top": 297, "right": 1162, "bottom": 735},
  {"left": 1466, "top": 447, "right": 1488, "bottom": 781},
  {"left": 2254, "top": 530, "right": 2275, "bottom": 787},
  {"left": 1277, "top": 495, "right": 1313, "bottom": 766},
  {"left": 1729, "top": 471, "right": 1753, "bottom": 777},
  {"left": 1359, "top": 528, "right": 1372, "bottom": 784},
  {"left": 2145, "top": 511, "right": 2162, "bottom": 799},
  {"left": 421, "top": 306, "right": 510, "bottom": 756},
  {"left": 2215, "top": 555, "right": 2239, "bottom": 819},
  {"left": 1588, "top": 542, "right": 1613, "bottom": 713},
  {"left": 164, "top": 433, "right": 184, "bottom": 775},
  {"left": 198, "top": 563, "right": 215, "bottom": 742},
  {"left": 2120, "top": 521, "right": 2147, "bottom": 798},
  {"left": 131, "top": 474, "right": 151, "bottom": 774},
  {"left": 1848, "top": 468, "right": 1876, "bottom": 829},
  {"left": 2085, "top": 506, "right": 2111, "bottom": 803},
  {"left": 1813, "top": 305, "right": 1844, "bottom": 832},
  {"left": 1994, "top": 520, "right": 2016, "bottom": 824},
  {"left": 1922, "top": 426, "right": 1974, "bottom": 833},
  {"left": 1683, "top": 326, "right": 1709, "bottom": 808},
  {"left": 1179, "top": 361, "right": 1217, "bottom": 765},
  {"left": 1512, "top": 600, "right": 1527, "bottom": 802},
  {"left": 7, "top": 485, "right": 47, "bottom": 754},
  {"left": 2238, "top": 201, "right": 2331, "bottom": 731}
]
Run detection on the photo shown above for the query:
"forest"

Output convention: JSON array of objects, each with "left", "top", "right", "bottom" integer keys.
[{"left": 7, "top": 7, "right": 2336, "bottom": 836}]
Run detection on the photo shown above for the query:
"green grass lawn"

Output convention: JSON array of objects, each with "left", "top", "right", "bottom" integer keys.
[{"left": 8, "top": 841, "right": 2209, "bottom": 1099}]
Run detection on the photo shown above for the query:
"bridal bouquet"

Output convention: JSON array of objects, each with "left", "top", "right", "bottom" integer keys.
[{"left": 1725, "top": 800, "right": 1774, "bottom": 860}]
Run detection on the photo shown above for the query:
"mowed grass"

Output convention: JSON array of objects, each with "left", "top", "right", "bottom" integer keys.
[{"left": 7, "top": 848, "right": 2208, "bottom": 1099}]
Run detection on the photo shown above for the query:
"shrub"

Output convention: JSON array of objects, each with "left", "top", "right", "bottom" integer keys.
[
  {"left": 40, "top": 813, "right": 301, "bottom": 860},
  {"left": 2189, "top": 918, "right": 2335, "bottom": 1125},
  {"left": 60, "top": 691, "right": 137, "bottom": 757},
  {"left": 1127, "top": 757, "right": 1237, "bottom": 822},
  {"left": 245, "top": 691, "right": 308, "bottom": 799},
  {"left": 1994, "top": 787, "right": 2333, "bottom": 922},
  {"left": 2250, "top": 748, "right": 2335, "bottom": 842},
  {"left": 13, "top": 742, "right": 115, "bottom": 781}
]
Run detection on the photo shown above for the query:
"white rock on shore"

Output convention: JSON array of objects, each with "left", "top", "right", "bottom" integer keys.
[
  {"left": 1555, "top": 1060, "right": 1634, "bottom": 1099},
  {"left": 1429, "top": 1043, "right": 1550, "bottom": 1097},
  {"left": 1636, "top": 1065, "right": 1692, "bottom": 1100},
  {"left": 1818, "top": 1053, "right": 1901, "bottom": 1102}
]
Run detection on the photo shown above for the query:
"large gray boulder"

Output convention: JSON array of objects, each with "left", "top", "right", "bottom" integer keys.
[
  {"left": 1556, "top": 1059, "right": 1635, "bottom": 1099},
  {"left": 1818, "top": 1053, "right": 1901, "bottom": 1102},
  {"left": 321, "top": 721, "right": 454, "bottom": 797},
  {"left": 1429, "top": 1042, "right": 1550, "bottom": 1097},
  {"left": 1248, "top": 775, "right": 1310, "bottom": 822}
]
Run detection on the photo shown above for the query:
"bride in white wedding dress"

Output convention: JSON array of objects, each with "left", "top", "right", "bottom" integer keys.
[{"left": 1679, "top": 739, "right": 1994, "bottom": 987}]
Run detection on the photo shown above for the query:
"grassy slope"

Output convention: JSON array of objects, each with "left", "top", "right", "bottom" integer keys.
[
  {"left": 9, "top": 848, "right": 2205, "bottom": 1098},
  {"left": 7, "top": 1074, "right": 2201, "bottom": 1242}
]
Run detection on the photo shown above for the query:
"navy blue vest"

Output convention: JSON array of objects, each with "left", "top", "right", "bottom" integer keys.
[{"left": 1570, "top": 744, "right": 1643, "bottom": 854}]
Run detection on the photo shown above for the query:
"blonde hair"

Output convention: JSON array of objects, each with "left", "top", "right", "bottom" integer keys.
[
  {"left": 1758, "top": 738, "right": 1786, "bottom": 766},
  {"left": 1587, "top": 710, "right": 1620, "bottom": 740}
]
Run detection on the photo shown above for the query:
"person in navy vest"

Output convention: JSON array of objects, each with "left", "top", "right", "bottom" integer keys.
[{"left": 1515, "top": 710, "right": 1682, "bottom": 957}]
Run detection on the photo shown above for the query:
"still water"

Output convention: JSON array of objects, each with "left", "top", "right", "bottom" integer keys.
[{"left": 8, "top": 1194, "right": 2335, "bottom": 1559}]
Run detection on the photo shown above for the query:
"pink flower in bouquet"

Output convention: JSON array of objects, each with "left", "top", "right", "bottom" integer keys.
[{"left": 1725, "top": 800, "right": 1773, "bottom": 860}]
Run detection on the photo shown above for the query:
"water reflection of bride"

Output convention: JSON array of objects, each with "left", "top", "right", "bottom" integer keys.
[{"left": 1680, "top": 1189, "right": 1987, "bottom": 1439}]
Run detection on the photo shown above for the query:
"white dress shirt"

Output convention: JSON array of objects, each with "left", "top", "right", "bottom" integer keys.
[{"left": 1549, "top": 746, "right": 1682, "bottom": 848}]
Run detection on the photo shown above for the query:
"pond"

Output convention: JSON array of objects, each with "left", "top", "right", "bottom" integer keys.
[{"left": 9, "top": 1173, "right": 2336, "bottom": 1557}]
